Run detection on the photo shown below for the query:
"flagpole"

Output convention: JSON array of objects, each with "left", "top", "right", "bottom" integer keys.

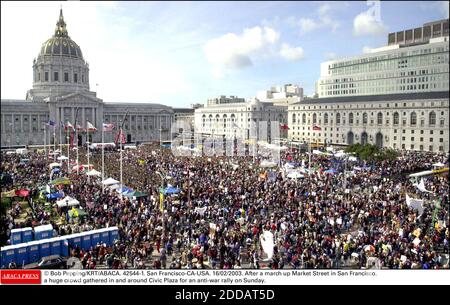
[
  {"left": 74, "top": 107, "right": 80, "bottom": 175},
  {"left": 102, "top": 124, "right": 105, "bottom": 194},
  {"left": 67, "top": 126, "right": 70, "bottom": 173},
  {"left": 59, "top": 121, "right": 62, "bottom": 154},
  {"left": 87, "top": 123, "right": 90, "bottom": 183},
  {"left": 44, "top": 125, "right": 47, "bottom": 157},
  {"left": 53, "top": 126, "right": 56, "bottom": 162},
  {"left": 120, "top": 124, "right": 123, "bottom": 200}
]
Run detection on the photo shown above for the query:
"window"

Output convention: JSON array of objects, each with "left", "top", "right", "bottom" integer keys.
[
  {"left": 54, "top": 72, "right": 59, "bottom": 82},
  {"left": 377, "top": 112, "right": 383, "bottom": 125},
  {"left": 45, "top": 72, "right": 49, "bottom": 81},
  {"left": 363, "top": 113, "right": 368, "bottom": 124},
  {"left": 74, "top": 73, "right": 78, "bottom": 83},
  {"left": 324, "top": 113, "right": 328, "bottom": 124},
  {"left": 292, "top": 113, "right": 296, "bottom": 123},
  {"left": 349, "top": 113, "right": 354, "bottom": 124},
  {"left": 64, "top": 72, "right": 69, "bottom": 82},
  {"left": 429, "top": 111, "right": 436, "bottom": 125},
  {"left": 302, "top": 113, "right": 306, "bottom": 124},
  {"left": 336, "top": 113, "right": 341, "bottom": 124},
  {"left": 313, "top": 113, "right": 317, "bottom": 124},
  {"left": 410, "top": 112, "right": 417, "bottom": 126}
]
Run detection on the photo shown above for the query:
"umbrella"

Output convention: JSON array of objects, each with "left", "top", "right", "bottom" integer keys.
[
  {"left": 164, "top": 186, "right": 180, "bottom": 195},
  {"left": 49, "top": 177, "right": 71, "bottom": 185},
  {"left": 46, "top": 192, "right": 64, "bottom": 200},
  {"left": 324, "top": 168, "right": 338, "bottom": 174},
  {"left": 125, "top": 191, "right": 148, "bottom": 198},
  {"left": 116, "top": 186, "right": 133, "bottom": 194},
  {"left": 49, "top": 162, "right": 61, "bottom": 169},
  {"left": 15, "top": 189, "right": 30, "bottom": 197},
  {"left": 1, "top": 190, "right": 17, "bottom": 198},
  {"left": 68, "top": 208, "right": 88, "bottom": 218}
]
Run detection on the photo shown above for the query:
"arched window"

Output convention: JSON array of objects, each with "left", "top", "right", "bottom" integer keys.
[
  {"left": 313, "top": 113, "right": 317, "bottom": 124},
  {"left": 349, "top": 113, "right": 354, "bottom": 124},
  {"left": 202, "top": 114, "right": 206, "bottom": 127},
  {"left": 302, "top": 113, "right": 306, "bottom": 124},
  {"left": 362, "top": 112, "right": 368, "bottom": 124},
  {"left": 377, "top": 112, "right": 383, "bottom": 125},
  {"left": 223, "top": 114, "right": 227, "bottom": 128},
  {"left": 336, "top": 113, "right": 341, "bottom": 124},
  {"left": 324, "top": 113, "right": 328, "bottom": 124},
  {"left": 292, "top": 113, "right": 296, "bottom": 123},
  {"left": 410, "top": 112, "right": 417, "bottom": 126},
  {"left": 429, "top": 111, "right": 436, "bottom": 125},
  {"left": 393, "top": 112, "right": 399, "bottom": 125}
]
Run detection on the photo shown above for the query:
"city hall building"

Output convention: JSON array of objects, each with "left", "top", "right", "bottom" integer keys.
[
  {"left": 1, "top": 10, "right": 173, "bottom": 148},
  {"left": 288, "top": 19, "right": 449, "bottom": 152}
]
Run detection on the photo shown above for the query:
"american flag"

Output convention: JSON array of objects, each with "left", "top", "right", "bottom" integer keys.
[
  {"left": 86, "top": 121, "right": 97, "bottom": 132},
  {"left": 102, "top": 123, "right": 114, "bottom": 132},
  {"left": 312, "top": 125, "right": 322, "bottom": 131},
  {"left": 280, "top": 123, "right": 289, "bottom": 130},
  {"left": 65, "top": 121, "right": 74, "bottom": 131}
]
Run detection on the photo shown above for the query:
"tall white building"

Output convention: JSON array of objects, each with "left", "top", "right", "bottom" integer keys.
[
  {"left": 289, "top": 19, "right": 449, "bottom": 152},
  {"left": 317, "top": 19, "right": 449, "bottom": 98}
]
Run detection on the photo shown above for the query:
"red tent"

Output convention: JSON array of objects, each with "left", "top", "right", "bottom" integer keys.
[{"left": 15, "top": 189, "right": 30, "bottom": 197}]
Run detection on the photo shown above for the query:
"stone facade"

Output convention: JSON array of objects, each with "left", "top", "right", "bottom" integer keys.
[
  {"left": 288, "top": 92, "right": 449, "bottom": 152},
  {"left": 1, "top": 9, "right": 173, "bottom": 148}
]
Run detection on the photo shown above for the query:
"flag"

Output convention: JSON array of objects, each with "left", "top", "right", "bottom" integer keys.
[
  {"left": 65, "top": 121, "right": 74, "bottom": 131},
  {"left": 232, "top": 122, "right": 240, "bottom": 129},
  {"left": 102, "top": 123, "right": 114, "bottom": 132},
  {"left": 114, "top": 130, "right": 126, "bottom": 145},
  {"left": 86, "top": 121, "right": 97, "bottom": 132},
  {"left": 159, "top": 193, "right": 164, "bottom": 212},
  {"left": 46, "top": 120, "right": 56, "bottom": 126},
  {"left": 280, "top": 123, "right": 289, "bottom": 130},
  {"left": 312, "top": 125, "right": 321, "bottom": 131}
]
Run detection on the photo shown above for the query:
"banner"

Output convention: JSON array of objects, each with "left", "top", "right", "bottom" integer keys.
[{"left": 406, "top": 194, "right": 424, "bottom": 215}]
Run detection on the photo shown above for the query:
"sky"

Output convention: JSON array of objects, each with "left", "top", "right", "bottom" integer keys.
[{"left": 1, "top": 1, "right": 449, "bottom": 107}]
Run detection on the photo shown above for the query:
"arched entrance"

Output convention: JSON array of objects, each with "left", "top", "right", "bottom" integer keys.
[
  {"left": 347, "top": 131, "right": 354, "bottom": 145},
  {"left": 361, "top": 132, "right": 368, "bottom": 145},
  {"left": 375, "top": 132, "right": 383, "bottom": 148}
]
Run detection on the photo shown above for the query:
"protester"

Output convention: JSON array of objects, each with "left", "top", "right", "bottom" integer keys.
[{"left": 1, "top": 143, "right": 448, "bottom": 270}]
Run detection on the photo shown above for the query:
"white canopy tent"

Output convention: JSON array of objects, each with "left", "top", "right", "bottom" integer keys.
[
  {"left": 260, "top": 160, "right": 277, "bottom": 168},
  {"left": 102, "top": 177, "right": 120, "bottom": 185},
  {"left": 432, "top": 162, "right": 445, "bottom": 169},
  {"left": 56, "top": 196, "right": 80, "bottom": 208},
  {"left": 86, "top": 169, "right": 101, "bottom": 177}
]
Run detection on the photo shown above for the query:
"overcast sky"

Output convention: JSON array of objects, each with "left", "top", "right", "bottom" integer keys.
[{"left": 1, "top": 1, "right": 448, "bottom": 107}]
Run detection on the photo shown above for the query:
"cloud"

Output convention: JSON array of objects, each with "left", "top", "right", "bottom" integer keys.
[
  {"left": 353, "top": 8, "right": 387, "bottom": 36},
  {"left": 280, "top": 43, "right": 304, "bottom": 61},
  {"left": 204, "top": 26, "right": 280, "bottom": 78},
  {"left": 324, "top": 52, "right": 337, "bottom": 60},
  {"left": 362, "top": 46, "right": 374, "bottom": 54},
  {"left": 299, "top": 18, "right": 319, "bottom": 33},
  {"left": 296, "top": 3, "right": 340, "bottom": 34}
]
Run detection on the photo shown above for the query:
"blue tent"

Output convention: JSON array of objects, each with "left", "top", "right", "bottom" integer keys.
[
  {"left": 324, "top": 168, "right": 338, "bottom": 174},
  {"left": 164, "top": 186, "right": 180, "bottom": 195},
  {"left": 116, "top": 186, "right": 133, "bottom": 194},
  {"left": 46, "top": 192, "right": 64, "bottom": 199}
]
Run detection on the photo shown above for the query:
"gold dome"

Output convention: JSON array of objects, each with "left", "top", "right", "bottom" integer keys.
[{"left": 39, "top": 9, "right": 83, "bottom": 59}]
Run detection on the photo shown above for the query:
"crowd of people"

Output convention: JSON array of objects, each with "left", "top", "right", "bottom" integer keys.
[{"left": 1, "top": 142, "right": 449, "bottom": 269}]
